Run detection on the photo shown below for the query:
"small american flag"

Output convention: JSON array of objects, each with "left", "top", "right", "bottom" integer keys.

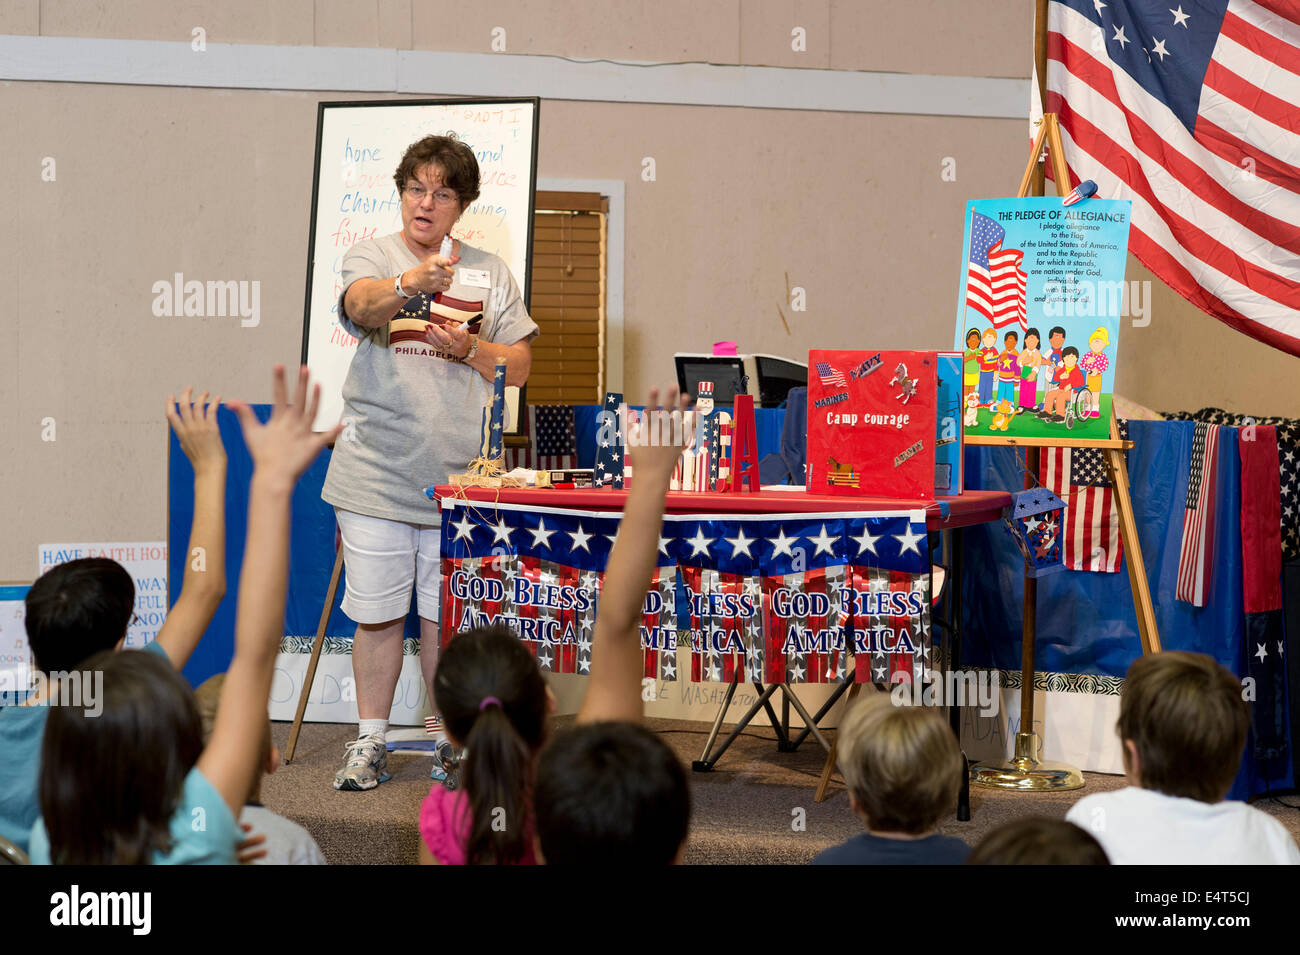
[
  {"left": 1176, "top": 422, "right": 1221, "bottom": 606},
  {"left": 965, "top": 211, "right": 1027, "bottom": 332},
  {"left": 1045, "top": 0, "right": 1300, "bottom": 357},
  {"left": 815, "top": 362, "right": 846, "bottom": 387},
  {"left": 1040, "top": 421, "right": 1129, "bottom": 572}
]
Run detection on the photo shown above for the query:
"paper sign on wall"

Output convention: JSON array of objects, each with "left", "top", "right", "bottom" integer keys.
[{"left": 38, "top": 542, "right": 169, "bottom": 650}]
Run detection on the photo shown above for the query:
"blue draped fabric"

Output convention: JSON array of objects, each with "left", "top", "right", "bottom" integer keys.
[
  {"left": 167, "top": 405, "right": 405, "bottom": 691},
  {"left": 962, "top": 420, "right": 1293, "bottom": 799}
]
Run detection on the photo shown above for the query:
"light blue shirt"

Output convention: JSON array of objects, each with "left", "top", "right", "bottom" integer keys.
[
  {"left": 29, "top": 765, "right": 239, "bottom": 865},
  {"left": 0, "top": 640, "right": 171, "bottom": 856}
]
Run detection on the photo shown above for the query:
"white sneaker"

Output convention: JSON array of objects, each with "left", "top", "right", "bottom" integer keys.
[{"left": 332, "top": 734, "right": 390, "bottom": 791}]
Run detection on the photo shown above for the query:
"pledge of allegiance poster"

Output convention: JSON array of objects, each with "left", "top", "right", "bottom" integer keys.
[{"left": 953, "top": 196, "right": 1132, "bottom": 441}]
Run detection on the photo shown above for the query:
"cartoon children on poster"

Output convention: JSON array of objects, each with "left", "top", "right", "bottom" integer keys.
[
  {"left": 952, "top": 196, "right": 1131, "bottom": 439},
  {"left": 1017, "top": 328, "right": 1042, "bottom": 412}
]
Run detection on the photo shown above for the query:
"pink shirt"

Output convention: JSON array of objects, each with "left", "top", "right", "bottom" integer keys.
[{"left": 419, "top": 784, "right": 538, "bottom": 866}]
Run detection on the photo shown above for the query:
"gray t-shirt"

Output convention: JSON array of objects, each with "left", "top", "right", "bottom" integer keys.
[
  {"left": 239, "top": 805, "right": 327, "bottom": 865},
  {"left": 322, "top": 233, "right": 538, "bottom": 525}
]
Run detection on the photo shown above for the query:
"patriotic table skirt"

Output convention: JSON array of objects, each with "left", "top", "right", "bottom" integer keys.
[{"left": 437, "top": 497, "right": 933, "bottom": 686}]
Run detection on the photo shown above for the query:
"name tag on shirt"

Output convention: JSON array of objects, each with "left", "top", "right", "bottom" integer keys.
[{"left": 458, "top": 268, "right": 491, "bottom": 289}]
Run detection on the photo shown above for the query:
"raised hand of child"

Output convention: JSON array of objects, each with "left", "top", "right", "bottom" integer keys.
[
  {"left": 166, "top": 387, "right": 227, "bottom": 477},
  {"left": 228, "top": 365, "right": 341, "bottom": 487},
  {"left": 627, "top": 387, "right": 692, "bottom": 480}
]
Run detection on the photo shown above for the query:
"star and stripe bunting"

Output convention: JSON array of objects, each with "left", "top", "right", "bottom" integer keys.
[
  {"left": 435, "top": 497, "right": 932, "bottom": 686},
  {"left": 1044, "top": 0, "right": 1300, "bottom": 357}
]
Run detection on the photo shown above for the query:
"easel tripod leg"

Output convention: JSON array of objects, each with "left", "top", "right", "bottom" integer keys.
[{"left": 285, "top": 543, "right": 344, "bottom": 764}]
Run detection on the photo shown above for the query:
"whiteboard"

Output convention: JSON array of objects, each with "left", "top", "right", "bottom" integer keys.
[{"left": 301, "top": 98, "right": 539, "bottom": 431}]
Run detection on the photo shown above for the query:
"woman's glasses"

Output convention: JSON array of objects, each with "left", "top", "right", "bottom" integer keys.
[{"left": 404, "top": 183, "right": 459, "bottom": 206}]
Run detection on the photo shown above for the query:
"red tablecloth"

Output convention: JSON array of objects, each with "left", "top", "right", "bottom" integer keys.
[{"left": 431, "top": 486, "right": 1009, "bottom": 530}]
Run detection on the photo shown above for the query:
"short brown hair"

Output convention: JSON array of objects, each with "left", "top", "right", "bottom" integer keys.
[
  {"left": 967, "top": 818, "right": 1109, "bottom": 865},
  {"left": 1117, "top": 651, "right": 1248, "bottom": 802},
  {"left": 393, "top": 135, "right": 481, "bottom": 209},
  {"left": 837, "top": 691, "right": 962, "bottom": 834}
]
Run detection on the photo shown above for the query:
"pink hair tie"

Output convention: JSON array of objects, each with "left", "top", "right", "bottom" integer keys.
[{"left": 479, "top": 696, "right": 502, "bottom": 712}]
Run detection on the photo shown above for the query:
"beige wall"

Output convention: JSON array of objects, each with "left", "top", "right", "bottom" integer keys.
[{"left": 1, "top": 1, "right": 1296, "bottom": 584}]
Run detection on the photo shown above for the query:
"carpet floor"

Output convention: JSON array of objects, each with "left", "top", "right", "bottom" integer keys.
[{"left": 264, "top": 719, "right": 1300, "bottom": 865}]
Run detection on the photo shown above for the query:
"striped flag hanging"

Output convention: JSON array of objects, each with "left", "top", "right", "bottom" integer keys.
[
  {"left": 1176, "top": 422, "right": 1222, "bottom": 605},
  {"left": 1045, "top": 0, "right": 1300, "bottom": 357},
  {"left": 1040, "top": 433, "right": 1126, "bottom": 573},
  {"left": 503, "top": 405, "right": 577, "bottom": 472},
  {"left": 965, "top": 211, "right": 1028, "bottom": 332}
]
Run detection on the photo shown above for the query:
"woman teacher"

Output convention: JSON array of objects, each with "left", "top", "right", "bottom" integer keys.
[{"left": 323, "top": 135, "right": 538, "bottom": 791}]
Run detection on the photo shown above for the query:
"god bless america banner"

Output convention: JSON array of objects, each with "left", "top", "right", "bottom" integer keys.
[{"left": 438, "top": 499, "right": 931, "bottom": 685}]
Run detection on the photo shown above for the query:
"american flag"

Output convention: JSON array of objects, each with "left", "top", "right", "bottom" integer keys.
[
  {"left": 1039, "top": 421, "right": 1129, "bottom": 572},
  {"left": 503, "top": 405, "right": 577, "bottom": 472},
  {"left": 815, "top": 362, "right": 846, "bottom": 387},
  {"left": 1176, "top": 422, "right": 1221, "bottom": 605},
  {"left": 965, "top": 211, "right": 1028, "bottom": 332},
  {"left": 1045, "top": 0, "right": 1300, "bottom": 357}
]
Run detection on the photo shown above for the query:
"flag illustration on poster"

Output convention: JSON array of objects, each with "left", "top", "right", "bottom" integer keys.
[
  {"left": 965, "top": 211, "right": 1027, "bottom": 333},
  {"left": 1176, "top": 421, "right": 1222, "bottom": 606},
  {"left": 843, "top": 512, "right": 931, "bottom": 686}
]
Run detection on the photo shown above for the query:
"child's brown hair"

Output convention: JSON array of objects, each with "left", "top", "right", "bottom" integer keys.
[
  {"left": 837, "top": 692, "right": 961, "bottom": 834},
  {"left": 967, "top": 818, "right": 1109, "bottom": 865},
  {"left": 1117, "top": 651, "right": 1248, "bottom": 802}
]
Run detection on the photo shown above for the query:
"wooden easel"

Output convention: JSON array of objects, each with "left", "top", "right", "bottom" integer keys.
[
  {"left": 963, "top": 114, "right": 1159, "bottom": 791},
  {"left": 813, "top": 113, "right": 1159, "bottom": 802},
  {"left": 968, "top": 111, "right": 1159, "bottom": 654},
  {"left": 284, "top": 542, "right": 344, "bottom": 763}
]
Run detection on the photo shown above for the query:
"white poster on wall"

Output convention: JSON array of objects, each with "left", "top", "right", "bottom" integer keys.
[{"left": 38, "top": 543, "right": 169, "bottom": 650}]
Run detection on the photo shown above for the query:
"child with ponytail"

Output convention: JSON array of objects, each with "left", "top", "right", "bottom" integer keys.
[{"left": 419, "top": 387, "right": 690, "bottom": 865}]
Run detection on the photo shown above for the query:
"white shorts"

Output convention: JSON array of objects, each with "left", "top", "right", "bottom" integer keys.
[{"left": 334, "top": 509, "right": 441, "bottom": 625}]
